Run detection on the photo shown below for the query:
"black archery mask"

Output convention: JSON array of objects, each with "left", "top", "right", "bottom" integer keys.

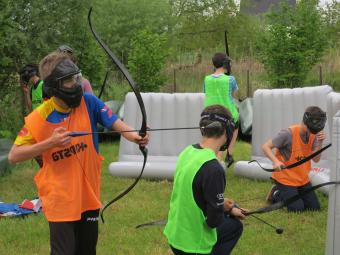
[
  {"left": 200, "top": 113, "right": 235, "bottom": 151},
  {"left": 303, "top": 110, "right": 327, "bottom": 134},
  {"left": 19, "top": 64, "right": 39, "bottom": 84},
  {"left": 44, "top": 59, "right": 83, "bottom": 108}
]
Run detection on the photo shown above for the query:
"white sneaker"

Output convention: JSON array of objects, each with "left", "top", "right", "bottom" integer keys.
[{"left": 219, "top": 160, "right": 226, "bottom": 170}]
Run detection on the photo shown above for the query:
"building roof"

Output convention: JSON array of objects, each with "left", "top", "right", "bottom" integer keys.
[{"left": 240, "top": 0, "right": 296, "bottom": 15}]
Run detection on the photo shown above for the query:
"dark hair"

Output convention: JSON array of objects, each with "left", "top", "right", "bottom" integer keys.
[
  {"left": 199, "top": 105, "right": 232, "bottom": 138},
  {"left": 212, "top": 53, "right": 229, "bottom": 69},
  {"left": 304, "top": 106, "right": 324, "bottom": 116}
]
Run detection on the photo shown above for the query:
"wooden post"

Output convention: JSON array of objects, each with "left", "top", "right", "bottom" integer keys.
[
  {"left": 319, "top": 65, "right": 323, "bottom": 85},
  {"left": 247, "top": 69, "right": 251, "bottom": 97},
  {"left": 173, "top": 68, "right": 177, "bottom": 92}
]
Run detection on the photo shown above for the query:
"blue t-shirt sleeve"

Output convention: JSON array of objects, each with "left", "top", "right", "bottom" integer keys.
[
  {"left": 229, "top": 76, "right": 239, "bottom": 93},
  {"left": 84, "top": 93, "right": 118, "bottom": 129}
]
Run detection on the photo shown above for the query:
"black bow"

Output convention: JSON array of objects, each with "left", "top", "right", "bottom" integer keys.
[
  {"left": 248, "top": 143, "right": 332, "bottom": 172},
  {"left": 245, "top": 181, "right": 340, "bottom": 215},
  {"left": 88, "top": 7, "right": 148, "bottom": 223}
]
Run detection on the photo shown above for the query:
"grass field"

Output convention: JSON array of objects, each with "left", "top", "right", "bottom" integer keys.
[{"left": 0, "top": 140, "right": 330, "bottom": 255}]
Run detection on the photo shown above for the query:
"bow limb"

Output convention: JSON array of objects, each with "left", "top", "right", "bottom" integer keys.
[
  {"left": 88, "top": 7, "right": 147, "bottom": 134},
  {"left": 88, "top": 7, "right": 148, "bottom": 223},
  {"left": 98, "top": 69, "right": 109, "bottom": 99},
  {"left": 248, "top": 143, "right": 332, "bottom": 172},
  {"left": 247, "top": 160, "right": 278, "bottom": 172},
  {"left": 135, "top": 219, "right": 167, "bottom": 229},
  {"left": 245, "top": 181, "right": 340, "bottom": 216}
]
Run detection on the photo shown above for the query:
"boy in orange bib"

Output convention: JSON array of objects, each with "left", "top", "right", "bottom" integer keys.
[
  {"left": 262, "top": 106, "right": 326, "bottom": 212},
  {"left": 8, "top": 52, "right": 149, "bottom": 255}
]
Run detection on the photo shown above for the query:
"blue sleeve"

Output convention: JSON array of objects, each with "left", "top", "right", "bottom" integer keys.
[
  {"left": 84, "top": 93, "right": 118, "bottom": 129},
  {"left": 229, "top": 76, "right": 239, "bottom": 92},
  {"left": 84, "top": 93, "right": 119, "bottom": 152}
]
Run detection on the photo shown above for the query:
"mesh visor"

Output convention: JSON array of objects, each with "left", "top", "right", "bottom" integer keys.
[
  {"left": 57, "top": 73, "right": 82, "bottom": 89},
  {"left": 304, "top": 112, "right": 327, "bottom": 134}
]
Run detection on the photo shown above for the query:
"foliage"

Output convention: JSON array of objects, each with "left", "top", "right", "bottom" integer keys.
[
  {"left": 0, "top": 0, "right": 107, "bottom": 137},
  {"left": 168, "top": 0, "right": 261, "bottom": 61},
  {"left": 0, "top": 130, "right": 12, "bottom": 139},
  {"left": 0, "top": 0, "right": 172, "bottom": 137},
  {"left": 256, "top": 0, "right": 327, "bottom": 88},
  {"left": 322, "top": 0, "right": 340, "bottom": 49},
  {"left": 128, "top": 29, "right": 168, "bottom": 92},
  {"left": 91, "top": 0, "right": 172, "bottom": 61},
  {"left": 0, "top": 75, "right": 25, "bottom": 139}
]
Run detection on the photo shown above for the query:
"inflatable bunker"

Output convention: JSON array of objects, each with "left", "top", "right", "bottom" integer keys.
[
  {"left": 326, "top": 111, "right": 340, "bottom": 254},
  {"left": 234, "top": 85, "right": 340, "bottom": 194},
  {"left": 109, "top": 93, "right": 205, "bottom": 180}
]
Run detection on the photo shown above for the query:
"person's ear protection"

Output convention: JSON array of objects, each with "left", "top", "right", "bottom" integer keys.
[{"left": 200, "top": 113, "right": 235, "bottom": 151}]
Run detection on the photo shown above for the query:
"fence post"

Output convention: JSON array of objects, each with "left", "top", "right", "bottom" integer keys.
[
  {"left": 173, "top": 68, "right": 177, "bottom": 92},
  {"left": 247, "top": 69, "right": 251, "bottom": 97},
  {"left": 319, "top": 65, "right": 323, "bottom": 85}
]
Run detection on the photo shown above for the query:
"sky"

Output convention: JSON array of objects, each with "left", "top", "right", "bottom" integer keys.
[{"left": 234, "top": 0, "right": 339, "bottom": 7}]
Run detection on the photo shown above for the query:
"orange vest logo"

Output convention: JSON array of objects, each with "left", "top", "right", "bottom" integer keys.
[
  {"left": 295, "top": 155, "right": 306, "bottom": 161},
  {"left": 52, "top": 142, "right": 88, "bottom": 161},
  {"left": 18, "top": 127, "right": 29, "bottom": 137}
]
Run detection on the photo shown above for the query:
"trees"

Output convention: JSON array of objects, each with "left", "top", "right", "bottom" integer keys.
[
  {"left": 257, "top": 0, "right": 327, "bottom": 87},
  {"left": 128, "top": 29, "right": 168, "bottom": 92},
  {"left": 0, "top": 0, "right": 97, "bottom": 137},
  {"left": 323, "top": 0, "right": 340, "bottom": 48}
]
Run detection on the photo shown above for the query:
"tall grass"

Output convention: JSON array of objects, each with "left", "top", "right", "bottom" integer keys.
[{"left": 161, "top": 48, "right": 340, "bottom": 97}]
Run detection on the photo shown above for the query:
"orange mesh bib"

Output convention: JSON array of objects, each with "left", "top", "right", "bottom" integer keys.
[
  {"left": 25, "top": 97, "right": 103, "bottom": 221},
  {"left": 272, "top": 125, "right": 315, "bottom": 187}
]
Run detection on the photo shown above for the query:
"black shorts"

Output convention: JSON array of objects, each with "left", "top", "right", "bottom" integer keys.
[
  {"left": 49, "top": 209, "right": 99, "bottom": 255},
  {"left": 272, "top": 182, "right": 320, "bottom": 212}
]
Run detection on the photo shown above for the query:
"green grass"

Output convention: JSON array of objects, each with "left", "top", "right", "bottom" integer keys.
[{"left": 0, "top": 140, "right": 329, "bottom": 255}]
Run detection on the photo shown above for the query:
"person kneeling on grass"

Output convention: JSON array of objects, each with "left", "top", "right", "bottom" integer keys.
[
  {"left": 164, "top": 105, "right": 246, "bottom": 255},
  {"left": 262, "top": 106, "right": 326, "bottom": 212}
]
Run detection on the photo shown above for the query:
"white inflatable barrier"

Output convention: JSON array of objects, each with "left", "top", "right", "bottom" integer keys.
[
  {"left": 109, "top": 93, "right": 205, "bottom": 179},
  {"left": 251, "top": 85, "right": 332, "bottom": 160},
  {"left": 233, "top": 86, "right": 340, "bottom": 194},
  {"left": 234, "top": 161, "right": 331, "bottom": 194},
  {"left": 326, "top": 111, "right": 340, "bottom": 255},
  {"left": 109, "top": 88, "right": 340, "bottom": 185},
  {"left": 234, "top": 160, "right": 272, "bottom": 180}
]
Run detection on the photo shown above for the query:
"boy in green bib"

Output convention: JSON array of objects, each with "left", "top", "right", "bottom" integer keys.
[
  {"left": 164, "top": 105, "right": 245, "bottom": 255},
  {"left": 203, "top": 53, "right": 239, "bottom": 167},
  {"left": 19, "top": 64, "right": 48, "bottom": 112}
]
